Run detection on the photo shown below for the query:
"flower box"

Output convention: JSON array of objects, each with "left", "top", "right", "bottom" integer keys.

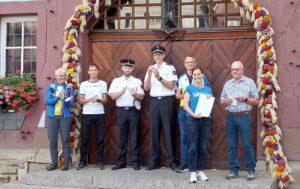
[{"left": 0, "top": 74, "right": 38, "bottom": 114}]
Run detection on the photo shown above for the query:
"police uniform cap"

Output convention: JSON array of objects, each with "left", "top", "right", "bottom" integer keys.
[
  {"left": 151, "top": 45, "right": 165, "bottom": 53},
  {"left": 120, "top": 59, "right": 135, "bottom": 67}
]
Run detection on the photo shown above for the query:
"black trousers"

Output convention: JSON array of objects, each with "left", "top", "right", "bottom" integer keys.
[
  {"left": 150, "top": 96, "right": 176, "bottom": 166},
  {"left": 116, "top": 107, "right": 140, "bottom": 165},
  {"left": 80, "top": 114, "right": 105, "bottom": 164}
]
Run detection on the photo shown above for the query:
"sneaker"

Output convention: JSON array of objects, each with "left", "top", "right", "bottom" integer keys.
[
  {"left": 246, "top": 171, "right": 255, "bottom": 181},
  {"left": 76, "top": 162, "right": 87, "bottom": 170},
  {"left": 197, "top": 171, "right": 208, "bottom": 181},
  {"left": 46, "top": 164, "right": 57, "bottom": 171},
  {"left": 189, "top": 172, "right": 197, "bottom": 183},
  {"left": 225, "top": 171, "right": 238, "bottom": 180}
]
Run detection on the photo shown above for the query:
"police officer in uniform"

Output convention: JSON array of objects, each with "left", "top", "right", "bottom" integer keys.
[
  {"left": 108, "top": 59, "right": 145, "bottom": 170},
  {"left": 144, "top": 45, "right": 178, "bottom": 171}
]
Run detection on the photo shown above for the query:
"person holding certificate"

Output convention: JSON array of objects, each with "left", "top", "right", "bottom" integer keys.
[
  {"left": 183, "top": 68, "right": 213, "bottom": 183},
  {"left": 220, "top": 61, "right": 259, "bottom": 181},
  {"left": 176, "top": 56, "right": 209, "bottom": 172}
]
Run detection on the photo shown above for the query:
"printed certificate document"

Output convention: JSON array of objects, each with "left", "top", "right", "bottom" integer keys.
[{"left": 195, "top": 94, "right": 215, "bottom": 117}]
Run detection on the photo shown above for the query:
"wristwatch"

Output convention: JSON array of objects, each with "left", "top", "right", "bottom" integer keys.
[
  {"left": 244, "top": 97, "right": 248, "bottom": 102},
  {"left": 158, "top": 76, "right": 162, "bottom": 81}
]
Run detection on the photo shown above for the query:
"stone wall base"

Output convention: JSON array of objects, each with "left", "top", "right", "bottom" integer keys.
[{"left": 0, "top": 148, "right": 51, "bottom": 183}]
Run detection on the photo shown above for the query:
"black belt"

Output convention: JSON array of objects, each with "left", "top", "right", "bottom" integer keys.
[
  {"left": 227, "top": 111, "right": 250, "bottom": 116},
  {"left": 151, "top": 96, "right": 173, "bottom": 100},
  {"left": 117, "top": 106, "right": 134, "bottom": 110}
]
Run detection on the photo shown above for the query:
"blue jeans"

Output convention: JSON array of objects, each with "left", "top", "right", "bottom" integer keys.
[
  {"left": 47, "top": 116, "right": 70, "bottom": 165},
  {"left": 187, "top": 117, "right": 211, "bottom": 172},
  {"left": 226, "top": 112, "right": 256, "bottom": 173},
  {"left": 178, "top": 107, "right": 188, "bottom": 166}
]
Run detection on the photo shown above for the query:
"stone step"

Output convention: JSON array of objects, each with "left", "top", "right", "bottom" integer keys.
[
  {"left": 22, "top": 165, "right": 275, "bottom": 189},
  {"left": 0, "top": 183, "right": 86, "bottom": 189}
]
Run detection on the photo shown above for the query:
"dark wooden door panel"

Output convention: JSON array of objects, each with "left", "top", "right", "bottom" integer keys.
[{"left": 87, "top": 35, "right": 257, "bottom": 170}]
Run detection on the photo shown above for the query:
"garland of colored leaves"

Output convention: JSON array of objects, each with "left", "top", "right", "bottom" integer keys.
[{"left": 231, "top": 0, "right": 294, "bottom": 188}]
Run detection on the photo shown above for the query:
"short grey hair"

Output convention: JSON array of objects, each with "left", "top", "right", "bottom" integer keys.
[{"left": 55, "top": 68, "right": 66, "bottom": 76}]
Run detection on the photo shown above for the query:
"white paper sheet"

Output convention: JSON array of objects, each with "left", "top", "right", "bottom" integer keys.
[{"left": 194, "top": 94, "right": 215, "bottom": 117}]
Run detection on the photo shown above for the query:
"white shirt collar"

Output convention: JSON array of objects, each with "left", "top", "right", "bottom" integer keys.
[{"left": 121, "top": 75, "right": 133, "bottom": 81}]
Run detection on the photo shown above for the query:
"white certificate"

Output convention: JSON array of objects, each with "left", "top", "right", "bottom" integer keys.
[{"left": 194, "top": 94, "right": 215, "bottom": 117}]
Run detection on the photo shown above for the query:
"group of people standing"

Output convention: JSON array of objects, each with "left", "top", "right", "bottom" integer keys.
[{"left": 45, "top": 44, "right": 259, "bottom": 183}]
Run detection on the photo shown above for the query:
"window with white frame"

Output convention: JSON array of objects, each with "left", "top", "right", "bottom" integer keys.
[{"left": 0, "top": 16, "right": 37, "bottom": 77}]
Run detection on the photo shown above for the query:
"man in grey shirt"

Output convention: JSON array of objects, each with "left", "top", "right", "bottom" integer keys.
[{"left": 220, "top": 61, "right": 259, "bottom": 181}]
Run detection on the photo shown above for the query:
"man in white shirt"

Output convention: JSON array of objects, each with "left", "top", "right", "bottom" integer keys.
[
  {"left": 77, "top": 63, "right": 108, "bottom": 170},
  {"left": 144, "top": 45, "right": 178, "bottom": 171},
  {"left": 108, "top": 59, "right": 145, "bottom": 170}
]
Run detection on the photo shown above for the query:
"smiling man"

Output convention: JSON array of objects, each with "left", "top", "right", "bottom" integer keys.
[
  {"left": 144, "top": 45, "right": 178, "bottom": 171},
  {"left": 77, "top": 63, "right": 108, "bottom": 171},
  {"left": 108, "top": 59, "right": 144, "bottom": 170},
  {"left": 220, "top": 61, "right": 259, "bottom": 181}
]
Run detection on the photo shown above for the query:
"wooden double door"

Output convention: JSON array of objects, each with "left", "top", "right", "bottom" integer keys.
[{"left": 85, "top": 30, "right": 257, "bottom": 169}]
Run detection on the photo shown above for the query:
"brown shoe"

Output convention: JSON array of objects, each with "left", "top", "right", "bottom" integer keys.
[{"left": 46, "top": 164, "right": 57, "bottom": 171}]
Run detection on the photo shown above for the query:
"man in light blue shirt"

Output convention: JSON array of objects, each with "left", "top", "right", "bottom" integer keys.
[{"left": 220, "top": 61, "right": 259, "bottom": 181}]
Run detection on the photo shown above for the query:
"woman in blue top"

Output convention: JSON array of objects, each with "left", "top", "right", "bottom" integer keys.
[
  {"left": 45, "top": 68, "right": 75, "bottom": 171},
  {"left": 183, "top": 68, "right": 213, "bottom": 183}
]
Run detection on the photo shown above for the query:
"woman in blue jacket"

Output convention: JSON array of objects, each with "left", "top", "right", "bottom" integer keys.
[{"left": 45, "top": 68, "right": 75, "bottom": 171}]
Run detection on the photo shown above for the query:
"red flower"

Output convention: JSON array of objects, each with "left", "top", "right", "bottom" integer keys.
[
  {"left": 255, "top": 11, "right": 262, "bottom": 19},
  {"left": 265, "top": 89, "right": 273, "bottom": 96},
  {"left": 262, "top": 76, "right": 270, "bottom": 84},
  {"left": 26, "top": 97, "right": 33, "bottom": 103},
  {"left": 11, "top": 100, "right": 18, "bottom": 107},
  {"left": 69, "top": 41, "right": 76, "bottom": 48},
  {"left": 266, "top": 141, "right": 273, "bottom": 148},
  {"left": 264, "top": 45, "right": 272, "bottom": 51},
  {"left": 263, "top": 99, "right": 271, "bottom": 106},
  {"left": 69, "top": 136, "right": 75, "bottom": 142},
  {"left": 260, "top": 22, "right": 268, "bottom": 30},
  {"left": 265, "top": 111, "right": 272, "bottom": 119},
  {"left": 71, "top": 20, "right": 78, "bottom": 27},
  {"left": 67, "top": 77, "right": 72, "bottom": 83},
  {"left": 281, "top": 175, "right": 289, "bottom": 183},
  {"left": 263, "top": 121, "right": 270, "bottom": 128},
  {"left": 25, "top": 109, "right": 31, "bottom": 115},
  {"left": 16, "top": 70, "right": 21, "bottom": 74}
]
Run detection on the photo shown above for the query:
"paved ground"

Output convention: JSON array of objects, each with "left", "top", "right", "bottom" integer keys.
[{"left": 0, "top": 165, "right": 275, "bottom": 189}]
